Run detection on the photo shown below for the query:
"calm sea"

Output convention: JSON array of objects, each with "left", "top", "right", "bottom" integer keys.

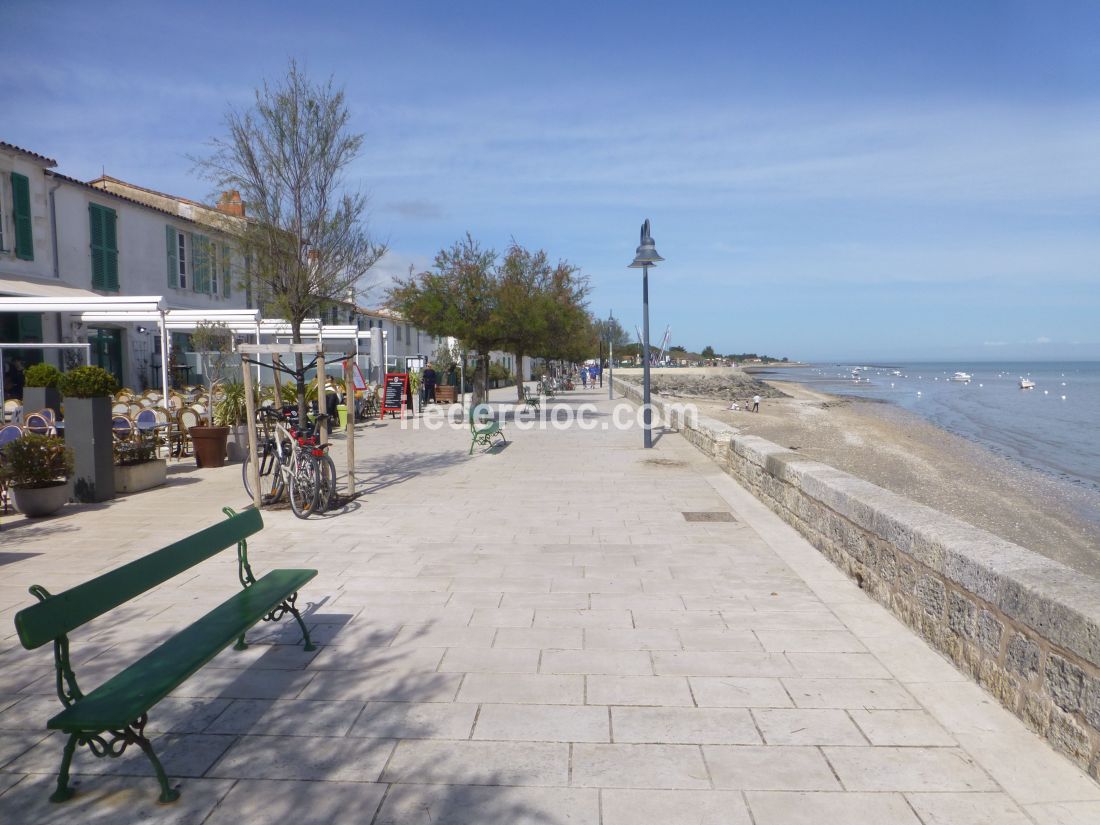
[{"left": 753, "top": 361, "right": 1100, "bottom": 494}]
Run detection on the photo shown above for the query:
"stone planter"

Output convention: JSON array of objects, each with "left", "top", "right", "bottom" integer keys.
[
  {"left": 115, "top": 459, "right": 167, "bottom": 494},
  {"left": 64, "top": 396, "right": 114, "bottom": 502},
  {"left": 190, "top": 425, "right": 230, "bottom": 468},
  {"left": 225, "top": 425, "right": 249, "bottom": 462},
  {"left": 12, "top": 482, "right": 70, "bottom": 517},
  {"left": 22, "top": 386, "right": 62, "bottom": 419}
]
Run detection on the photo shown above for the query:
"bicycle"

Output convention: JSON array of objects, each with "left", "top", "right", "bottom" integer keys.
[{"left": 242, "top": 407, "right": 323, "bottom": 519}]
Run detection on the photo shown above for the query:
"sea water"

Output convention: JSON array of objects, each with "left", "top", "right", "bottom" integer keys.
[{"left": 755, "top": 361, "right": 1100, "bottom": 494}]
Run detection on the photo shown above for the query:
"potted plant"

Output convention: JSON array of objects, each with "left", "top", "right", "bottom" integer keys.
[
  {"left": 214, "top": 380, "right": 250, "bottom": 461},
  {"left": 113, "top": 427, "right": 167, "bottom": 493},
  {"left": 1, "top": 433, "right": 74, "bottom": 517},
  {"left": 58, "top": 365, "right": 118, "bottom": 502},
  {"left": 22, "top": 363, "right": 63, "bottom": 418},
  {"left": 188, "top": 322, "right": 233, "bottom": 468}
]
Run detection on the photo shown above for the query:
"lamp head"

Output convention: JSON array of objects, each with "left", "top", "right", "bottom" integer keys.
[{"left": 629, "top": 219, "right": 664, "bottom": 268}]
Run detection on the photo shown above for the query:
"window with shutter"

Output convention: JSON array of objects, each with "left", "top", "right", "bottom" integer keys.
[
  {"left": 11, "top": 172, "right": 34, "bottom": 261},
  {"left": 166, "top": 225, "right": 178, "bottom": 288},
  {"left": 88, "top": 204, "right": 119, "bottom": 291},
  {"left": 222, "top": 243, "right": 232, "bottom": 297},
  {"left": 210, "top": 243, "right": 219, "bottom": 296},
  {"left": 192, "top": 235, "right": 210, "bottom": 292}
]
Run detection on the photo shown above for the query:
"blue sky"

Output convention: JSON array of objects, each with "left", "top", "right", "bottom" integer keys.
[{"left": 5, "top": 0, "right": 1099, "bottom": 361}]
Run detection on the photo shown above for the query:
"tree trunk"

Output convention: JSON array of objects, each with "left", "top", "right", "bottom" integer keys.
[
  {"left": 473, "top": 354, "right": 489, "bottom": 406},
  {"left": 292, "top": 320, "right": 308, "bottom": 424},
  {"left": 514, "top": 352, "right": 525, "bottom": 401}
]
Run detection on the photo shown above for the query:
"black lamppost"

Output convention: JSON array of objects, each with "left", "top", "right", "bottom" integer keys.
[
  {"left": 608, "top": 309, "right": 615, "bottom": 401},
  {"left": 628, "top": 220, "right": 663, "bottom": 448}
]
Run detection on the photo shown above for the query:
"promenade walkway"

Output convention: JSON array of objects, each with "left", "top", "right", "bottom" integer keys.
[{"left": 1, "top": 387, "right": 1098, "bottom": 824}]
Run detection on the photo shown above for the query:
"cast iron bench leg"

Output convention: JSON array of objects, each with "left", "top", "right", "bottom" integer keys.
[
  {"left": 48, "top": 732, "right": 79, "bottom": 803},
  {"left": 134, "top": 734, "right": 180, "bottom": 804}
]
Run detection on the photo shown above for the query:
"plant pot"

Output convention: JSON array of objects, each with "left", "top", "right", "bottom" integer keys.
[
  {"left": 336, "top": 404, "right": 348, "bottom": 430},
  {"left": 22, "top": 386, "right": 62, "bottom": 419},
  {"left": 115, "top": 459, "right": 167, "bottom": 493},
  {"left": 225, "top": 424, "right": 249, "bottom": 462},
  {"left": 64, "top": 396, "right": 114, "bottom": 503},
  {"left": 190, "top": 425, "right": 230, "bottom": 468},
  {"left": 12, "top": 482, "right": 70, "bottom": 517}
]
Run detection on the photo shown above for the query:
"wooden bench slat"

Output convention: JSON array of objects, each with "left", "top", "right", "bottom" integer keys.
[
  {"left": 15, "top": 510, "right": 264, "bottom": 651},
  {"left": 47, "top": 568, "right": 316, "bottom": 732}
]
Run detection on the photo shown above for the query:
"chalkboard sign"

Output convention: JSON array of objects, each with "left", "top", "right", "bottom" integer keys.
[{"left": 381, "top": 372, "right": 408, "bottom": 417}]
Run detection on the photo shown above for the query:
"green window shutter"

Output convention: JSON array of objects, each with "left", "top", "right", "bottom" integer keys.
[
  {"left": 222, "top": 244, "right": 232, "bottom": 297},
  {"left": 103, "top": 207, "right": 118, "bottom": 291},
  {"left": 11, "top": 172, "right": 34, "bottom": 261},
  {"left": 192, "top": 235, "right": 210, "bottom": 292},
  {"left": 166, "top": 225, "right": 179, "bottom": 288},
  {"left": 89, "top": 204, "right": 106, "bottom": 289}
]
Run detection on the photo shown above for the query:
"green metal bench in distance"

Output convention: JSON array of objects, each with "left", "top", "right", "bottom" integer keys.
[
  {"left": 523, "top": 387, "right": 541, "bottom": 412},
  {"left": 13, "top": 507, "right": 317, "bottom": 805},
  {"left": 469, "top": 404, "right": 506, "bottom": 454}
]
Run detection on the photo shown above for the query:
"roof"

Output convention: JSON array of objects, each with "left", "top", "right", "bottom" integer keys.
[
  {"left": 47, "top": 171, "right": 209, "bottom": 229},
  {"left": 0, "top": 141, "right": 57, "bottom": 167},
  {"left": 88, "top": 175, "right": 248, "bottom": 227},
  {"left": 356, "top": 305, "right": 405, "bottom": 321},
  {"left": 88, "top": 175, "right": 209, "bottom": 210}
]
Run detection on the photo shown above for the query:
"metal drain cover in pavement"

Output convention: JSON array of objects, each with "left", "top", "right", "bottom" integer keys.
[{"left": 682, "top": 511, "right": 736, "bottom": 523}]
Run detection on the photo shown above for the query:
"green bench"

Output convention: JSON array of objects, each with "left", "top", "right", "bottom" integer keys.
[
  {"left": 523, "top": 387, "right": 541, "bottom": 412},
  {"left": 13, "top": 507, "right": 317, "bottom": 805},
  {"left": 469, "top": 404, "right": 506, "bottom": 454}
]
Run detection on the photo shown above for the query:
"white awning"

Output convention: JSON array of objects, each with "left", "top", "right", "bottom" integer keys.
[
  {"left": 0, "top": 276, "right": 103, "bottom": 301},
  {"left": 0, "top": 292, "right": 165, "bottom": 314}
]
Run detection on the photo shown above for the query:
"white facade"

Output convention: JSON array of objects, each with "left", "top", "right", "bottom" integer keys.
[{"left": 1, "top": 142, "right": 248, "bottom": 393}]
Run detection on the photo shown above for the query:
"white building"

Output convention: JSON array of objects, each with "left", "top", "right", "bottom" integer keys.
[{"left": 1, "top": 142, "right": 249, "bottom": 393}]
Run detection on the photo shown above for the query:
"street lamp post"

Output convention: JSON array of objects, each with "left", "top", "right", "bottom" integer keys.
[
  {"left": 608, "top": 309, "right": 615, "bottom": 401},
  {"left": 629, "top": 220, "right": 663, "bottom": 449}
]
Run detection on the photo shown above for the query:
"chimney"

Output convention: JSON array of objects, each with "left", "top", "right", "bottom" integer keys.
[{"left": 216, "top": 190, "right": 245, "bottom": 217}]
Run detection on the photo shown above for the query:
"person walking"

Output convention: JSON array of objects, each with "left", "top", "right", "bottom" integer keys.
[
  {"left": 580, "top": 366, "right": 588, "bottom": 388},
  {"left": 422, "top": 362, "right": 437, "bottom": 404},
  {"left": 752, "top": 394, "right": 761, "bottom": 413}
]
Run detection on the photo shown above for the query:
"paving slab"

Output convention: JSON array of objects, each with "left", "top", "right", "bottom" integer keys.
[{"left": 1, "top": 386, "right": 1097, "bottom": 823}]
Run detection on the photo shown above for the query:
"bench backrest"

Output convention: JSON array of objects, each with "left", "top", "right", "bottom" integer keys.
[{"left": 14, "top": 509, "right": 264, "bottom": 650}]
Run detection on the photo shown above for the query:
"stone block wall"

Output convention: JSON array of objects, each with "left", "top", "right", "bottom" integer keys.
[{"left": 612, "top": 376, "right": 1100, "bottom": 779}]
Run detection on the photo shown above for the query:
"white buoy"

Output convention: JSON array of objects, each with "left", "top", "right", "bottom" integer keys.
[
  {"left": 1062, "top": 395, "right": 1067, "bottom": 400},
  {"left": 1044, "top": 390, "right": 1049, "bottom": 395},
  {"left": 917, "top": 391, "right": 922, "bottom": 396},
  {"left": 979, "top": 384, "right": 983, "bottom": 387}
]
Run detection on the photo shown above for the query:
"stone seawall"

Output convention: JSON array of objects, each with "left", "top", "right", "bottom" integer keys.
[{"left": 612, "top": 376, "right": 1100, "bottom": 779}]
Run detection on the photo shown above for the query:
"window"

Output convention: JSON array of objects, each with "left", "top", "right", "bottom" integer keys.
[
  {"left": 10, "top": 172, "right": 34, "bottom": 261},
  {"left": 89, "top": 203, "right": 118, "bottom": 291},
  {"left": 0, "top": 175, "right": 6, "bottom": 252},
  {"left": 191, "top": 234, "right": 210, "bottom": 293},
  {"left": 209, "top": 244, "right": 219, "bottom": 296},
  {"left": 178, "top": 231, "right": 188, "bottom": 288}
]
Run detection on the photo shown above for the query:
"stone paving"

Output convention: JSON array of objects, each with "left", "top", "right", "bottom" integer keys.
[{"left": 1, "top": 387, "right": 1099, "bottom": 824}]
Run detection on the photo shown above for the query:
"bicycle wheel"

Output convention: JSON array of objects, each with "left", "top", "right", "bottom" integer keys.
[
  {"left": 315, "top": 452, "right": 337, "bottom": 512},
  {"left": 288, "top": 453, "right": 320, "bottom": 519},
  {"left": 242, "top": 445, "right": 285, "bottom": 504}
]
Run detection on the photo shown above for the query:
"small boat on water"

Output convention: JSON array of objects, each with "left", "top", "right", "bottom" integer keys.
[
  {"left": 951, "top": 372, "right": 972, "bottom": 383},
  {"left": 1020, "top": 377, "right": 1036, "bottom": 389}
]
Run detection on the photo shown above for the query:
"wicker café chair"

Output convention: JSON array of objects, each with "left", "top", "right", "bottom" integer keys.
[
  {"left": 0, "top": 423, "right": 24, "bottom": 513},
  {"left": 111, "top": 415, "right": 135, "bottom": 442},
  {"left": 23, "top": 413, "right": 55, "bottom": 436},
  {"left": 175, "top": 408, "right": 200, "bottom": 457}
]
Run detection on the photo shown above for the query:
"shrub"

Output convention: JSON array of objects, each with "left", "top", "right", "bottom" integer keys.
[
  {"left": 23, "top": 363, "right": 61, "bottom": 389},
  {"left": 0, "top": 434, "right": 73, "bottom": 488},
  {"left": 113, "top": 430, "right": 162, "bottom": 466},
  {"left": 58, "top": 366, "right": 119, "bottom": 398},
  {"left": 214, "top": 381, "right": 249, "bottom": 426}
]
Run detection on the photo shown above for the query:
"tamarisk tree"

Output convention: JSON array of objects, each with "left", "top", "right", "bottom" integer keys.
[{"left": 196, "top": 60, "right": 386, "bottom": 418}]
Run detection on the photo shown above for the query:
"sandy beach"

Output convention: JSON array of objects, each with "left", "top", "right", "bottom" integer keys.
[{"left": 678, "top": 375, "right": 1100, "bottom": 577}]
